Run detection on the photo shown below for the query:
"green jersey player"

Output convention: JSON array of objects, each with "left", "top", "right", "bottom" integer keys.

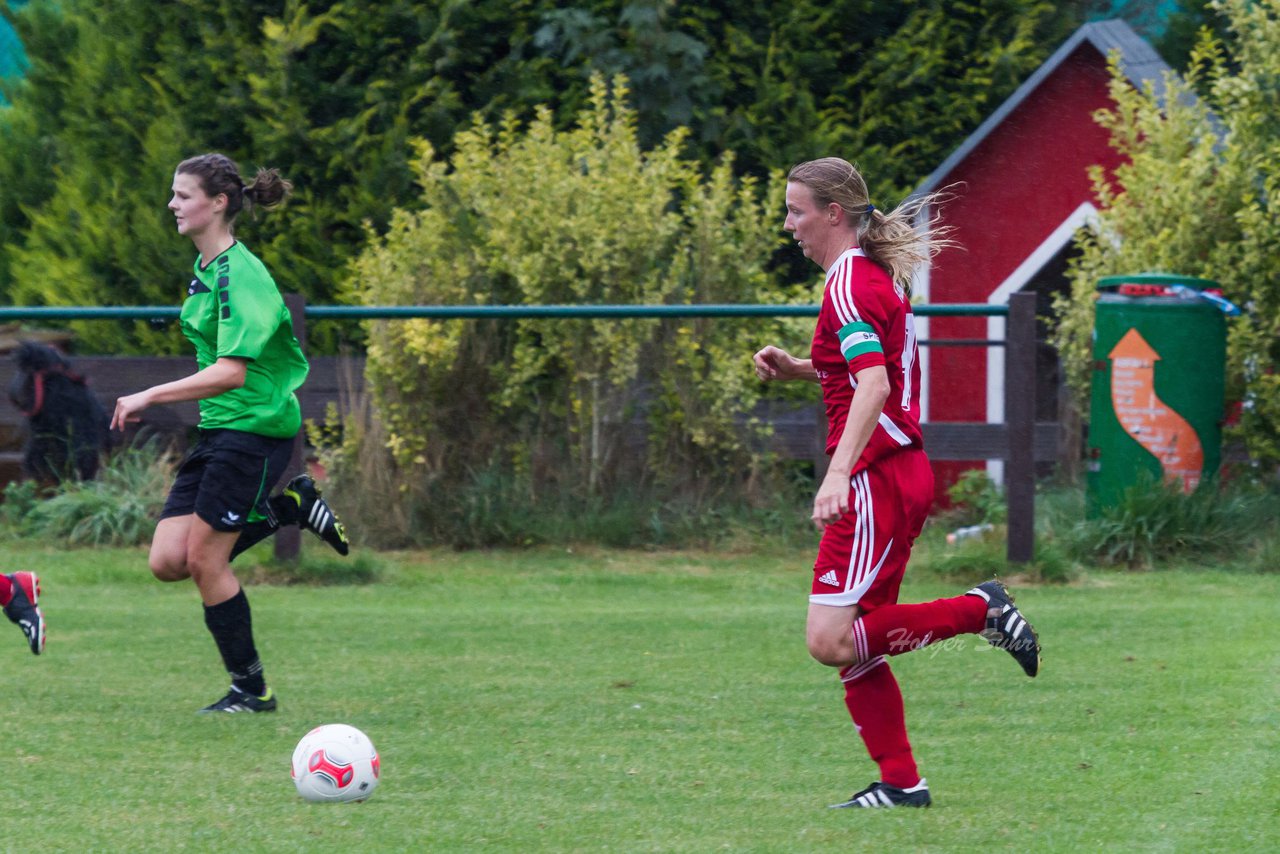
[{"left": 112, "top": 153, "right": 350, "bottom": 714}]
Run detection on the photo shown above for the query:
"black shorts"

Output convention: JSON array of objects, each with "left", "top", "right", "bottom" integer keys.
[{"left": 160, "top": 429, "right": 294, "bottom": 532}]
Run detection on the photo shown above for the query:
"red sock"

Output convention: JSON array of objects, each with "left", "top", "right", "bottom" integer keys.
[
  {"left": 851, "top": 593, "right": 987, "bottom": 662},
  {"left": 842, "top": 661, "right": 919, "bottom": 788},
  {"left": 0, "top": 574, "right": 12, "bottom": 607}
]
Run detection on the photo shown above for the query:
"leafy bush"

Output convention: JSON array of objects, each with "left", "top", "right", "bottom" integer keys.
[
  {"left": 316, "top": 451, "right": 816, "bottom": 552},
  {"left": 1054, "top": 0, "right": 1280, "bottom": 473},
  {"left": 322, "top": 77, "right": 814, "bottom": 547},
  {"left": 944, "top": 469, "right": 1007, "bottom": 526},
  {"left": 0, "top": 478, "right": 39, "bottom": 533},
  {"left": 916, "top": 476, "right": 1278, "bottom": 581}
]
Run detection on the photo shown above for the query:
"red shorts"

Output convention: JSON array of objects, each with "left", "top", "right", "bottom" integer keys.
[{"left": 810, "top": 449, "right": 934, "bottom": 612}]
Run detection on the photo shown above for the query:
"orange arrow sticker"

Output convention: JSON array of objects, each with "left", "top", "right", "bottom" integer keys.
[{"left": 1108, "top": 328, "right": 1203, "bottom": 492}]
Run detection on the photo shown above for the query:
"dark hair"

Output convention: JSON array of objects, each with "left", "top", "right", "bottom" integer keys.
[
  {"left": 787, "top": 157, "right": 956, "bottom": 288},
  {"left": 176, "top": 153, "right": 293, "bottom": 222}
]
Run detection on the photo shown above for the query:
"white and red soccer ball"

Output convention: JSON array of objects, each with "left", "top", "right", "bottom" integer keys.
[{"left": 291, "top": 724, "right": 381, "bottom": 803}]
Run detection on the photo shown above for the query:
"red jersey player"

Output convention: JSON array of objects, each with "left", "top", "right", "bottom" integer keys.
[
  {"left": 753, "top": 157, "right": 1041, "bottom": 809},
  {"left": 1, "top": 571, "right": 44, "bottom": 655}
]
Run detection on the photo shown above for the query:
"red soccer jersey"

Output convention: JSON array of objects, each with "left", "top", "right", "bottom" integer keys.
[{"left": 810, "top": 248, "right": 924, "bottom": 472}]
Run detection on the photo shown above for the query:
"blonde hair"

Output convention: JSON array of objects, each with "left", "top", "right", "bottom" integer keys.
[{"left": 787, "top": 157, "right": 956, "bottom": 288}]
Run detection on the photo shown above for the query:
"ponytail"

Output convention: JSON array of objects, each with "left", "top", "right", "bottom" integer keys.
[
  {"left": 242, "top": 167, "right": 293, "bottom": 213},
  {"left": 788, "top": 158, "right": 957, "bottom": 290},
  {"left": 176, "top": 154, "right": 293, "bottom": 222},
  {"left": 858, "top": 192, "right": 956, "bottom": 289}
]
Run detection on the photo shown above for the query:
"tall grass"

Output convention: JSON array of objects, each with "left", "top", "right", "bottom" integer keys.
[
  {"left": 1054, "top": 474, "right": 1280, "bottom": 570},
  {"left": 910, "top": 471, "right": 1280, "bottom": 584},
  {"left": 0, "top": 442, "right": 175, "bottom": 546}
]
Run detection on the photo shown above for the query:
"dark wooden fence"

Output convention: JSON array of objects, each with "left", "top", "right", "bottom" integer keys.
[{"left": 0, "top": 293, "right": 1055, "bottom": 561}]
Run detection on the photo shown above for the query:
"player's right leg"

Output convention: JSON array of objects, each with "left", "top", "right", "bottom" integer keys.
[
  {"left": 807, "top": 466, "right": 928, "bottom": 804},
  {"left": 2, "top": 571, "right": 46, "bottom": 655},
  {"left": 149, "top": 516, "right": 194, "bottom": 581},
  {"left": 150, "top": 435, "right": 212, "bottom": 582}
]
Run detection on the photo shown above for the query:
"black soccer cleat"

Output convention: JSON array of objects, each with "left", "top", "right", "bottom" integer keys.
[
  {"left": 283, "top": 474, "right": 350, "bottom": 556},
  {"left": 830, "top": 779, "right": 932, "bottom": 809},
  {"left": 198, "top": 685, "right": 278, "bottom": 714},
  {"left": 4, "top": 571, "right": 46, "bottom": 655},
  {"left": 968, "top": 579, "right": 1041, "bottom": 677}
]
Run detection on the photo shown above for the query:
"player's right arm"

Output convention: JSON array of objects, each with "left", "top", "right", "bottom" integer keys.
[
  {"left": 753, "top": 345, "right": 819, "bottom": 383},
  {"left": 811, "top": 364, "right": 889, "bottom": 530},
  {"left": 109, "top": 357, "right": 248, "bottom": 431}
]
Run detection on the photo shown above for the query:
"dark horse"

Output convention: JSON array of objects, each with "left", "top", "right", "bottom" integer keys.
[{"left": 7, "top": 341, "right": 110, "bottom": 483}]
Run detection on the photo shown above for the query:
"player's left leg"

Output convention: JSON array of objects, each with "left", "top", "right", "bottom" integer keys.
[
  {"left": 806, "top": 450, "right": 936, "bottom": 667},
  {"left": 836, "top": 659, "right": 924, "bottom": 796},
  {"left": 847, "top": 582, "right": 1042, "bottom": 676},
  {"left": 805, "top": 601, "right": 860, "bottom": 666},
  {"left": 811, "top": 450, "right": 934, "bottom": 806},
  {"left": 967, "top": 579, "right": 1041, "bottom": 677},
  {"left": 186, "top": 432, "right": 287, "bottom": 713},
  {"left": 183, "top": 517, "right": 277, "bottom": 714},
  {"left": 849, "top": 589, "right": 988, "bottom": 663},
  {"left": 836, "top": 450, "right": 1025, "bottom": 673},
  {"left": 227, "top": 515, "right": 279, "bottom": 562},
  {"left": 1, "top": 571, "right": 46, "bottom": 655},
  {"left": 843, "top": 536, "right": 1040, "bottom": 676}
]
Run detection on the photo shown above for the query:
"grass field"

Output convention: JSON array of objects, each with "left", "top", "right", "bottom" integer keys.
[{"left": 4, "top": 542, "right": 1277, "bottom": 852}]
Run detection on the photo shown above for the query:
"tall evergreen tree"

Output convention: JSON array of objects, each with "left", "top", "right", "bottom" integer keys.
[
  {"left": 2, "top": 0, "right": 1094, "bottom": 350},
  {"left": 0, "top": 0, "right": 568, "bottom": 351},
  {"left": 533, "top": 2, "right": 1087, "bottom": 199}
]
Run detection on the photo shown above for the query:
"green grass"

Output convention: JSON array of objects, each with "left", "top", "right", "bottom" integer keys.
[{"left": 4, "top": 542, "right": 1277, "bottom": 852}]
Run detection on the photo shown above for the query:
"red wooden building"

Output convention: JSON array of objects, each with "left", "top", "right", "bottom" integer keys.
[{"left": 910, "top": 19, "right": 1172, "bottom": 494}]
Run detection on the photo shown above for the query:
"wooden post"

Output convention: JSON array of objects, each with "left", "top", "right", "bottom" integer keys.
[
  {"left": 1004, "top": 291, "right": 1036, "bottom": 563},
  {"left": 813, "top": 404, "right": 829, "bottom": 483},
  {"left": 274, "top": 293, "right": 307, "bottom": 562}
]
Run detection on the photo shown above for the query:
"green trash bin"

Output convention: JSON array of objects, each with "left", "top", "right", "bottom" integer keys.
[{"left": 1085, "top": 273, "right": 1228, "bottom": 515}]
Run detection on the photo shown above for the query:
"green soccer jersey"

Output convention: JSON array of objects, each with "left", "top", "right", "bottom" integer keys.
[{"left": 180, "top": 241, "right": 309, "bottom": 438}]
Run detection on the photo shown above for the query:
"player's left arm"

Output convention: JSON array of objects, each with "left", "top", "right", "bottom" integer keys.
[{"left": 811, "top": 364, "right": 889, "bottom": 530}]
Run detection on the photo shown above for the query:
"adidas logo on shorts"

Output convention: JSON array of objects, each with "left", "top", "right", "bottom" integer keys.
[{"left": 818, "top": 570, "right": 839, "bottom": 587}]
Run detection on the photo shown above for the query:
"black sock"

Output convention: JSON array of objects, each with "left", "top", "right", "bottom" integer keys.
[
  {"left": 202, "top": 588, "right": 267, "bottom": 696},
  {"left": 269, "top": 492, "right": 300, "bottom": 526},
  {"left": 229, "top": 519, "right": 278, "bottom": 562}
]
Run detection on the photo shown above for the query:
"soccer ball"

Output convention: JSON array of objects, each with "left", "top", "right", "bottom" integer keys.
[{"left": 291, "top": 724, "right": 381, "bottom": 803}]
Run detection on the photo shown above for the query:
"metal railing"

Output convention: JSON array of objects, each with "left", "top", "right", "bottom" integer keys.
[
  {"left": 0, "top": 298, "right": 1036, "bottom": 562},
  {"left": 0, "top": 302, "right": 1008, "bottom": 320}
]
